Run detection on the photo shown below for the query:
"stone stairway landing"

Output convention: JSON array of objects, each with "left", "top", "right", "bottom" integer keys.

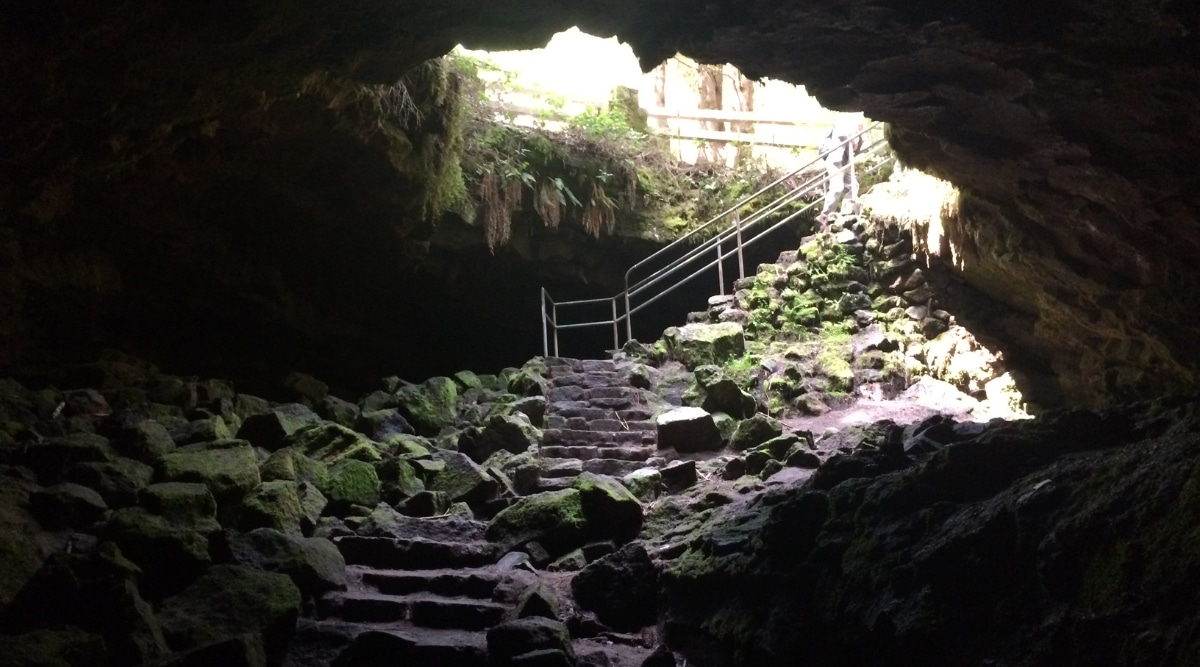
[{"left": 535, "top": 357, "right": 662, "bottom": 492}]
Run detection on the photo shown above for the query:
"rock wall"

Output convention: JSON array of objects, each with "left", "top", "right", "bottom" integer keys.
[{"left": 3, "top": 1, "right": 1199, "bottom": 404}]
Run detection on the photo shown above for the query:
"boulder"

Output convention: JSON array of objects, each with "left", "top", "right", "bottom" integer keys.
[
  {"left": 661, "top": 322, "right": 745, "bottom": 369},
  {"left": 656, "top": 408, "right": 723, "bottom": 453},
  {"left": 63, "top": 457, "right": 155, "bottom": 508},
  {"left": 102, "top": 508, "right": 212, "bottom": 598},
  {"left": 0, "top": 629, "right": 109, "bottom": 667},
  {"left": 354, "top": 408, "right": 414, "bottom": 443},
  {"left": 0, "top": 478, "right": 50, "bottom": 609},
  {"left": 621, "top": 468, "right": 662, "bottom": 502},
  {"left": 427, "top": 450, "right": 500, "bottom": 507},
  {"left": 319, "top": 459, "right": 381, "bottom": 511},
  {"left": 486, "top": 617, "right": 575, "bottom": 667},
  {"left": 28, "top": 483, "right": 108, "bottom": 530},
  {"left": 396, "top": 490, "right": 451, "bottom": 517},
  {"left": 395, "top": 376, "right": 459, "bottom": 436},
  {"left": 486, "top": 489, "right": 587, "bottom": 556},
  {"left": 456, "top": 414, "right": 538, "bottom": 464},
  {"left": 281, "top": 372, "right": 328, "bottom": 407},
  {"left": 570, "top": 543, "right": 658, "bottom": 632},
  {"left": 289, "top": 422, "right": 383, "bottom": 464},
  {"left": 573, "top": 472, "right": 643, "bottom": 543},
  {"left": 18, "top": 432, "right": 117, "bottom": 483},
  {"left": 259, "top": 448, "right": 329, "bottom": 487},
  {"left": 376, "top": 458, "right": 425, "bottom": 505},
  {"left": 155, "top": 442, "right": 261, "bottom": 512},
  {"left": 228, "top": 528, "right": 348, "bottom": 599},
  {"left": 138, "top": 482, "right": 220, "bottom": 530},
  {"left": 317, "top": 394, "right": 360, "bottom": 428},
  {"left": 729, "top": 414, "right": 784, "bottom": 452},
  {"left": 660, "top": 460, "right": 698, "bottom": 492},
  {"left": 235, "top": 404, "right": 321, "bottom": 450},
  {"left": 688, "top": 365, "right": 756, "bottom": 419},
  {"left": 236, "top": 480, "right": 306, "bottom": 535},
  {"left": 1, "top": 543, "right": 169, "bottom": 665},
  {"left": 167, "top": 416, "right": 232, "bottom": 446},
  {"left": 157, "top": 564, "right": 300, "bottom": 666},
  {"left": 111, "top": 419, "right": 176, "bottom": 462}
]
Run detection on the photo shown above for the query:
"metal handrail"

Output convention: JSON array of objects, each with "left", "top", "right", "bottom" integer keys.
[{"left": 541, "top": 122, "right": 892, "bottom": 357}]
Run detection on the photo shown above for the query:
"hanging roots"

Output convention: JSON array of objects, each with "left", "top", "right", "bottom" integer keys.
[
  {"left": 481, "top": 172, "right": 523, "bottom": 252},
  {"left": 533, "top": 179, "right": 563, "bottom": 229},
  {"left": 581, "top": 180, "right": 617, "bottom": 239}
]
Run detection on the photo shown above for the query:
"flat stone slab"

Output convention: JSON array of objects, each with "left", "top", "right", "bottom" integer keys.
[{"left": 336, "top": 536, "right": 499, "bottom": 570}]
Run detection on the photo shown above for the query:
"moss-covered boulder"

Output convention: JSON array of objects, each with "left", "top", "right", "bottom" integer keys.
[
  {"left": 155, "top": 442, "right": 260, "bottom": 512},
  {"left": 687, "top": 365, "right": 756, "bottom": 419},
  {"left": 486, "top": 617, "right": 575, "bottom": 667},
  {"left": 319, "top": 458, "right": 381, "bottom": 511},
  {"left": 486, "top": 489, "right": 587, "bottom": 556},
  {"left": 662, "top": 322, "right": 746, "bottom": 369},
  {"left": 112, "top": 419, "right": 176, "bottom": 463},
  {"left": 259, "top": 448, "right": 329, "bottom": 487},
  {"left": 102, "top": 508, "right": 212, "bottom": 598},
  {"left": 507, "top": 358, "right": 549, "bottom": 397},
  {"left": 157, "top": 564, "right": 300, "bottom": 666},
  {"left": 18, "top": 432, "right": 117, "bottom": 483},
  {"left": 395, "top": 376, "right": 459, "bottom": 436},
  {"left": 236, "top": 480, "right": 305, "bottom": 535},
  {"left": 0, "top": 479, "right": 49, "bottom": 610},
  {"left": 138, "top": 482, "right": 219, "bottom": 530},
  {"left": 456, "top": 414, "right": 538, "bottom": 464},
  {"left": 621, "top": 468, "right": 663, "bottom": 502},
  {"left": 730, "top": 414, "right": 785, "bottom": 452},
  {"left": 167, "top": 416, "right": 232, "bottom": 446},
  {"left": 288, "top": 422, "right": 383, "bottom": 464},
  {"left": 228, "top": 528, "right": 347, "bottom": 599},
  {"left": 64, "top": 457, "right": 155, "bottom": 508},
  {"left": 427, "top": 450, "right": 500, "bottom": 506},
  {"left": 235, "top": 403, "right": 321, "bottom": 450},
  {"left": 573, "top": 472, "right": 643, "bottom": 543},
  {"left": 377, "top": 458, "right": 425, "bottom": 505}
]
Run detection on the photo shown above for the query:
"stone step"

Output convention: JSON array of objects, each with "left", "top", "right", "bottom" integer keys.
[
  {"left": 543, "top": 429, "right": 656, "bottom": 447},
  {"left": 541, "top": 459, "right": 583, "bottom": 478},
  {"left": 545, "top": 416, "right": 656, "bottom": 433},
  {"left": 321, "top": 592, "right": 509, "bottom": 630},
  {"left": 539, "top": 445, "right": 657, "bottom": 462},
  {"left": 354, "top": 567, "right": 501, "bottom": 599},
  {"left": 336, "top": 536, "right": 499, "bottom": 570},
  {"left": 583, "top": 386, "right": 642, "bottom": 401},
  {"left": 537, "top": 457, "right": 654, "bottom": 478},
  {"left": 549, "top": 371, "right": 624, "bottom": 388}
]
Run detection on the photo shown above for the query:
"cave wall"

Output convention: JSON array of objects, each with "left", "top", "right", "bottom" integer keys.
[{"left": 3, "top": 0, "right": 1199, "bottom": 404}]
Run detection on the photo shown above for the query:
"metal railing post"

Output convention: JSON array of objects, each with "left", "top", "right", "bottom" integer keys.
[
  {"left": 736, "top": 213, "right": 746, "bottom": 281},
  {"left": 624, "top": 291, "right": 632, "bottom": 341},
  {"left": 541, "top": 289, "right": 549, "bottom": 357},
  {"left": 717, "top": 237, "right": 725, "bottom": 296},
  {"left": 553, "top": 303, "right": 560, "bottom": 357},
  {"left": 611, "top": 299, "right": 619, "bottom": 351}
]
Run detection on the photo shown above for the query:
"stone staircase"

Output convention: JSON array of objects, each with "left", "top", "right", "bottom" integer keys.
[
  {"left": 536, "top": 357, "right": 662, "bottom": 491},
  {"left": 288, "top": 516, "right": 512, "bottom": 667}
]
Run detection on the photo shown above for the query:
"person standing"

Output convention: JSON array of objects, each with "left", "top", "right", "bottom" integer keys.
[{"left": 816, "top": 115, "right": 865, "bottom": 227}]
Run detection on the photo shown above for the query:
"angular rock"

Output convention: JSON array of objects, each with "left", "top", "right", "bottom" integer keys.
[
  {"left": 427, "top": 450, "right": 499, "bottom": 507},
  {"left": 729, "top": 414, "right": 784, "bottom": 452},
  {"left": 28, "top": 483, "right": 108, "bottom": 530},
  {"left": 660, "top": 460, "right": 698, "bottom": 492},
  {"left": 656, "top": 407, "right": 722, "bottom": 453},
  {"left": 621, "top": 468, "right": 662, "bottom": 502},
  {"left": 236, "top": 480, "right": 306, "bottom": 535},
  {"left": 235, "top": 404, "right": 321, "bottom": 450},
  {"left": 158, "top": 565, "right": 300, "bottom": 666},
  {"left": 155, "top": 442, "right": 261, "bottom": 510},
  {"left": 64, "top": 457, "right": 155, "bottom": 508},
  {"left": 486, "top": 489, "right": 586, "bottom": 556},
  {"left": 573, "top": 472, "right": 643, "bottom": 543},
  {"left": 319, "top": 458, "right": 381, "bottom": 511},
  {"left": 289, "top": 422, "right": 383, "bottom": 464},
  {"left": 570, "top": 543, "right": 658, "bottom": 632},
  {"left": 102, "top": 508, "right": 212, "bottom": 598},
  {"left": 395, "top": 376, "right": 459, "bottom": 436},
  {"left": 228, "top": 528, "right": 348, "bottom": 599},
  {"left": 487, "top": 617, "right": 575, "bottom": 667},
  {"left": 662, "top": 323, "right": 745, "bottom": 369}
]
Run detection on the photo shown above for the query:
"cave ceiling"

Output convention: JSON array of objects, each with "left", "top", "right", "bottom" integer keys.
[{"left": 2, "top": 0, "right": 1199, "bottom": 403}]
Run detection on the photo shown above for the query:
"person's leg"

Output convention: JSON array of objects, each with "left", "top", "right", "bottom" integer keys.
[
  {"left": 819, "top": 158, "right": 846, "bottom": 223},
  {"left": 846, "top": 163, "right": 861, "bottom": 216}
]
